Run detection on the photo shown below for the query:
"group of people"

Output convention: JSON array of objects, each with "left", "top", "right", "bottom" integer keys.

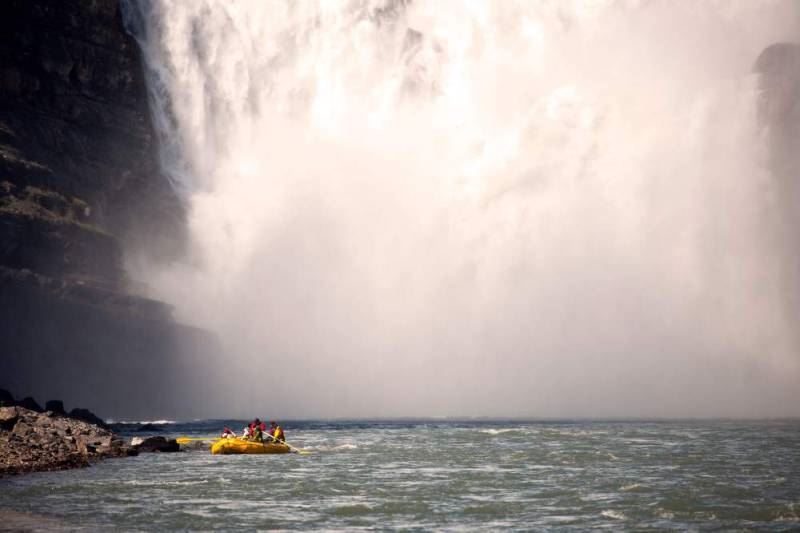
[{"left": 220, "top": 419, "right": 285, "bottom": 443}]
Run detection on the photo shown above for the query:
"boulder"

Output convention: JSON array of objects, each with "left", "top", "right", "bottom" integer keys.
[
  {"left": 44, "top": 400, "right": 66, "bottom": 416},
  {"left": 0, "top": 389, "right": 13, "bottom": 407},
  {"left": 68, "top": 408, "right": 108, "bottom": 429},
  {"left": 88, "top": 435, "right": 112, "bottom": 449},
  {"left": 0, "top": 406, "right": 18, "bottom": 430},
  {"left": 12, "top": 421, "right": 32, "bottom": 437},
  {"left": 133, "top": 436, "right": 180, "bottom": 453},
  {"left": 17, "top": 397, "right": 43, "bottom": 412}
]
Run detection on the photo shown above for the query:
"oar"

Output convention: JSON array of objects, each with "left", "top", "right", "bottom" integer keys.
[
  {"left": 265, "top": 435, "right": 311, "bottom": 455},
  {"left": 176, "top": 436, "right": 220, "bottom": 444},
  {"left": 283, "top": 441, "right": 312, "bottom": 455}
]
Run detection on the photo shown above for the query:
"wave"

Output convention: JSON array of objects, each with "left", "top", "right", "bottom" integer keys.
[
  {"left": 478, "top": 428, "right": 524, "bottom": 436},
  {"left": 122, "top": 479, "right": 209, "bottom": 487},
  {"left": 107, "top": 419, "right": 176, "bottom": 425},
  {"left": 601, "top": 510, "right": 627, "bottom": 521},
  {"left": 305, "top": 443, "right": 359, "bottom": 452}
]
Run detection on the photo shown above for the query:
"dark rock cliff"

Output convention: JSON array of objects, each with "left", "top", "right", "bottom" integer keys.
[
  {"left": 0, "top": 0, "right": 220, "bottom": 419},
  {"left": 0, "top": 0, "right": 183, "bottom": 265}
]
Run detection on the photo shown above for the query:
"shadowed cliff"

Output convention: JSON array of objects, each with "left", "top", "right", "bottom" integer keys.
[{"left": 0, "top": 0, "right": 221, "bottom": 419}]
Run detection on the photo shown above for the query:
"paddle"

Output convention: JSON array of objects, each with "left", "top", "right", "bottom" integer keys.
[
  {"left": 264, "top": 434, "right": 311, "bottom": 455},
  {"left": 175, "top": 436, "right": 221, "bottom": 444}
]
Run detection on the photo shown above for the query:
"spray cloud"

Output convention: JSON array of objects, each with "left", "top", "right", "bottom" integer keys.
[{"left": 125, "top": 0, "right": 800, "bottom": 418}]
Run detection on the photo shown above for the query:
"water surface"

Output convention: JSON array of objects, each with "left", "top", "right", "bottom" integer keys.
[{"left": 1, "top": 420, "right": 798, "bottom": 530}]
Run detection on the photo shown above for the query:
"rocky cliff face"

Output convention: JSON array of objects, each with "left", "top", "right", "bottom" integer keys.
[
  {"left": 0, "top": 0, "right": 220, "bottom": 419},
  {"left": 0, "top": 0, "right": 183, "bottom": 267}
]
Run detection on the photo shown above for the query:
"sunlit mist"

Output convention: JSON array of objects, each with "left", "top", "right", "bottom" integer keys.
[{"left": 123, "top": 0, "right": 800, "bottom": 418}]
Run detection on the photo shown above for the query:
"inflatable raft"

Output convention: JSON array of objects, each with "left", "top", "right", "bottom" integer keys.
[{"left": 211, "top": 438, "right": 291, "bottom": 455}]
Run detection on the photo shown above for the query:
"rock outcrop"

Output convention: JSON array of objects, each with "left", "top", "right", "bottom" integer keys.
[
  {"left": 68, "top": 408, "right": 109, "bottom": 430},
  {"left": 3, "top": 390, "right": 109, "bottom": 430},
  {"left": 0, "top": 406, "right": 137, "bottom": 477},
  {"left": 16, "top": 397, "right": 43, "bottom": 413},
  {"left": 44, "top": 400, "right": 66, "bottom": 416}
]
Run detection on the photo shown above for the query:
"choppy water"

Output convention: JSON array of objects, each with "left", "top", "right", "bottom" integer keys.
[{"left": 1, "top": 420, "right": 799, "bottom": 530}]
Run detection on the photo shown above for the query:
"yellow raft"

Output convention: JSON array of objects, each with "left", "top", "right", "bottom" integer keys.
[{"left": 211, "top": 438, "right": 291, "bottom": 455}]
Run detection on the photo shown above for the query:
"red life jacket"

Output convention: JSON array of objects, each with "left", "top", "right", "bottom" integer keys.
[{"left": 259, "top": 422, "right": 266, "bottom": 431}]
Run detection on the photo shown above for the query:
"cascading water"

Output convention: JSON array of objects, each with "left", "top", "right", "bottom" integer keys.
[{"left": 123, "top": 0, "right": 800, "bottom": 418}]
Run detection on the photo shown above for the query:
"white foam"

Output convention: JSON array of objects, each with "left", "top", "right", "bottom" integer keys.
[
  {"left": 480, "top": 428, "right": 519, "bottom": 436},
  {"left": 109, "top": 420, "right": 176, "bottom": 425},
  {"left": 304, "top": 443, "right": 359, "bottom": 452},
  {"left": 601, "top": 510, "right": 626, "bottom": 520}
]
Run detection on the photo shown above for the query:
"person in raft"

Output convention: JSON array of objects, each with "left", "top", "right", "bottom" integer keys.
[
  {"left": 247, "top": 418, "right": 267, "bottom": 442},
  {"left": 221, "top": 427, "right": 236, "bottom": 439},
  {"left": 252, "top": 424, "right": 264, "bottom": 442},
  {"left": 268, "top": 421, "right": 285, "bottom": 443}
]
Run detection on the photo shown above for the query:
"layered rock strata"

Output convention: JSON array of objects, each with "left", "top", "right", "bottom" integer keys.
[{"left": 0, "top": 0, "right": 221, "bottom": 419}]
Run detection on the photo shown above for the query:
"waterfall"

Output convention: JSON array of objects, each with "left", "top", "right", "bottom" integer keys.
[{"left": 125, "top": 0, "right": 800, "bottom": 417}]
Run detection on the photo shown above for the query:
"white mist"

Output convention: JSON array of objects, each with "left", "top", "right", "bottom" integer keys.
[{"left": 125, "top": 0, "right": 800, "bottom": 418}]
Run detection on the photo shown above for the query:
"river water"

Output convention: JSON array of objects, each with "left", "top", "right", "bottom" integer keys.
[{"left": 1, "top": 420, "right": 798, "bottom": 530}]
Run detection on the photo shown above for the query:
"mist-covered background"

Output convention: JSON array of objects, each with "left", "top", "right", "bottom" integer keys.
[{"left": 122, "top": 0, "right": 800, "bottom": 419}]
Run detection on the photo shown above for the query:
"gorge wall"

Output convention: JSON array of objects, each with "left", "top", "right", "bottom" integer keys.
[{"left": 0, "top": 0, "right": 220, "bottom": 419}]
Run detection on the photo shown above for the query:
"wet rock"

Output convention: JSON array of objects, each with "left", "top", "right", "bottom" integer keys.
[{"left": 133, "top": 436, "right": 180, "bottom": 453}]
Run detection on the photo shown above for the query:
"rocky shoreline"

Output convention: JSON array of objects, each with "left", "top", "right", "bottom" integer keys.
[
  {"left": 0, "top": 390, "right": 179, "bottom": 477},
  {"left": 0, "top": 405, "right": 135, "bottom": 476}
]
